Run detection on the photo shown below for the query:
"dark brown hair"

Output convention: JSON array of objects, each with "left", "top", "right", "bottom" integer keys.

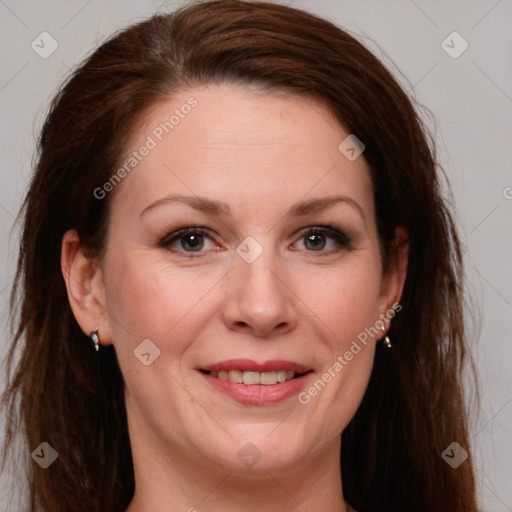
[{"left": 1, "top": 1, "right": 478, "bottom": 511}]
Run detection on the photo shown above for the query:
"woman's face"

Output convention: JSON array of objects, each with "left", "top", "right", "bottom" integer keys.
[{"left": 81, "top": 85, "right": 405, "bottom": 477}]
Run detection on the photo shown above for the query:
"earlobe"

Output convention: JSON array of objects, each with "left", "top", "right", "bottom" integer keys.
[{"left": 61, "top": 229, "right": 112, "bottom": 346}]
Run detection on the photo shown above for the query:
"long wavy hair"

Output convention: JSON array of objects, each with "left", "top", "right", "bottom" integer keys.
[{"left": 1, "top": 1, "right": 478, "bottom": 511}]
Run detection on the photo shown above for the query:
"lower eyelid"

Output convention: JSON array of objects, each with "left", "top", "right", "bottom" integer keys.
[
  {"left": 159, "top": 226, "right": 352, "bottom": 253},
  {"left": 167, "top": 235, "right": 216, "bottom": 252},
  {"left": 297, "top": 228, "right": 352, "bottom": 248}
]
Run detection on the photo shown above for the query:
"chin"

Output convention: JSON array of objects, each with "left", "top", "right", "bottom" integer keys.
[{"left": 205, "top": 427, "right": 315, "bottom": 474}]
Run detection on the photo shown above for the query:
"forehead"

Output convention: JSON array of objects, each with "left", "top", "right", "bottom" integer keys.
[{"left": 110, "top": 84, "right": 374, "bottom": 221}]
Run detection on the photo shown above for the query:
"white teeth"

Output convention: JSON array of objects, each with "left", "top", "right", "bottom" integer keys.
[
  {"left": 228, "top": 370, "right": 243, "bottom": 383},
  {"left": 208, "top": 369, "right": 298, "bottom": 385},
  {"left": 242, "top": 371, "right": 260, "bottom": 385},
  {"left": 260, "top": 371, "right": 277, "bottom": 385}
]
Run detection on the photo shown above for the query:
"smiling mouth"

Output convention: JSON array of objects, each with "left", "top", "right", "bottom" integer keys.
[{"left": 201, "top": 369, "right": 306, "bottom": 385}]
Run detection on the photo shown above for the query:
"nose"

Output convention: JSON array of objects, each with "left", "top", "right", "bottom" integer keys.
[{"left": 222, "top": 252, "right": 298, "bottom": 338}]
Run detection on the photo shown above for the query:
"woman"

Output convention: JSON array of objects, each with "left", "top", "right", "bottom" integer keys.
[{"left": 1, "top": 1, "right": 478, "bottom": 511}]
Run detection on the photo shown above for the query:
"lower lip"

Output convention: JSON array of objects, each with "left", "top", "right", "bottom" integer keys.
[{"left": 200, "top": 372, "right": 313, "bottom": 405}]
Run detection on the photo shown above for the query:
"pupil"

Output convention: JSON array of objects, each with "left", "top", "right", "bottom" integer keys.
[
  {"left": 182, "top": 234, "right": 203, "bottom": 251},
  {"left": 306, "top": 234, "right": 325, "bottom": 250}
]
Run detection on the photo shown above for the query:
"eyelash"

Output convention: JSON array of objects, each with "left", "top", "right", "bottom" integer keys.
[{"left": 158, "top": 225, "right": 352, "bottom": 258}]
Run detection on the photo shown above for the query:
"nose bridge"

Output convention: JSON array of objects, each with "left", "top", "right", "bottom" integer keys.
[
  {"left": 240, "top": 251, "right": 281, "bottom": 297},
  {"left": 222, "top": 238, "right": 297, "bottom": 336},
  {"left": 236, "top": 242, "right": 286, "bottom": 306}
]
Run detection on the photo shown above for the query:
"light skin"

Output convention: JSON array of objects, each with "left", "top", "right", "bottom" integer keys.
[{"left": 61, "top": 85, "right": 408, "bottom": 512}]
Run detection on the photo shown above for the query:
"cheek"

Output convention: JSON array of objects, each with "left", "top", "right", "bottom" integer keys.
[
  {"left": 291, "top": 258, "right": 381, "bottom": 430},
  {"left": 103, "top": 251, "right": 224, "bottom": 356},
  {"left": 296, "top": 258, "right": 383, "bottom": 347}
]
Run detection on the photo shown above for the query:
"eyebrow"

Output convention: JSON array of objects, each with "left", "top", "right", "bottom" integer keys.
[{"left": 139, "top": 193, "right": 366, "bottom": 225}]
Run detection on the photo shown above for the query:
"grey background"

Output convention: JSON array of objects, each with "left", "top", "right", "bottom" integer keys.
[{"left": 0, "top": 0, "right": 511, "bottom": 510}]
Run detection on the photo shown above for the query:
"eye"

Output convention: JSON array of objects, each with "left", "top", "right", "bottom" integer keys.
[
  {"left": 158, "top": 224, "right": 352, "bottom": 257},
  {"left": 292, "top": 226, "right": 352, "bottom": 254},
  {"left": 158, "top": 227, "right": 220, "bottom": 255}
]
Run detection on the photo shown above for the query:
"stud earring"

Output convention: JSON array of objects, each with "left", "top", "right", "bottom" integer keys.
[
  {"left": 381, "top": 326, "right": 392, "bottom": 348},
  {"left": 90, "top": 330, "right": 100, "bottom": 352}
]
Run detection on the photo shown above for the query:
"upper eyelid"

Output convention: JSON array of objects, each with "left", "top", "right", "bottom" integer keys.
[
  {"left": 160, "top": 225, "right": 350, "bottom": 249},
  {"left": 160, "top": 225, "right": 346, "bottom": 239}
]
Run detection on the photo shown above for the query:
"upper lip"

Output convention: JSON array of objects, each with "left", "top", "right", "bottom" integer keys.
[{"left": 199, "top": 359, "right": 312, "bottom": 373}]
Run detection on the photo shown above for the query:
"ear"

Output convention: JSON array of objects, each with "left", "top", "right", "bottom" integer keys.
[
  {"left": 61, "top": 229, "right": 112, "bottom": 347},
  {"left": 377, "top": 226, "right": 409, "bottom": 334}
]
